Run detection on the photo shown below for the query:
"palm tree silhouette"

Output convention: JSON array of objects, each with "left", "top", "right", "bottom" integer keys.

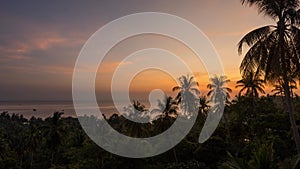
[
  {"left": 238, "top": 0, "right": 300, "bottom": 154},
  {"left": 171, "top": 75, "right": 199, "bottom": 163},
  {"left": 236, "top": 71, "right": 265, "bottom": 117},
  {"left": 152, "top": 96, "right": 178, "bottom": 120},
  {"left": 172, "top": 75, "right": 200, "bottom": 118},
  {"left": 151, "top": 96, "right": 179, "bottom": 163},
  {"left": 235, "top": 71, "right": 265, "bottom": 98},
  {"left": 199, "top": 95, "right": 210, "bottom": 115},
  {"left": 272, "top": 80, "right": 297, "bottom": 97},
  {"left": 272, "top": 77, "right": 298, "bottom": 108},
  {"left": 122, "top": 100, "right": 150, "bottom": 137},
  {"left": 207, "top": 75, "right": 232, "bottom": 103},
  {"left": 151, "top": 96, "right": 179, "bottom": 134},
  {"left": 207, "top": 75, "right": 232, "bottom": 142},
  {"left": 271, "top": 84, "right": 285, "bottom": 97}
]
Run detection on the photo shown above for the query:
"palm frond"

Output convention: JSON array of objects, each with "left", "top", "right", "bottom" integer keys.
[
  {"left": 172, "top": 86, "right": 181, "bottom": 92},
  {"left": 238, "top": 25, "right": 273, "bottom": 55}
]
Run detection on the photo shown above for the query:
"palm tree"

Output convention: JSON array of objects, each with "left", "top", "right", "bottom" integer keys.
[
  {"left": 151, "top": 96, "right": 179, "bottom": 163},
  {"left": 238, "top": 0, "right": 300, "bottom": 154},
  {"left": 271, "top": 78, "right": 298, "bottom": 108},
  {"left": 207, "top": 75, "right": 232, "bottom": 103},
  {"left": 271, "top": 71, "right": 298, "bottom": 97},
  {"left": 271, "top": 84, "right": 285, "bottom": 97},
  {"left": 236, "top": 72, "right": 265, "bottom": 116},
  {"left": 122, "top": 100, "right": 150, "bottom": 137},
  {"left": 235, "top": 71, "right": 265, "bottom": 98},
  {"left": 271, "top": 80, "right": 297, "bottom": 97},
  {"left": 207, "top": 75, "right": 232, "bottom": 142},
  {"left": 199, "top": 95, "right": 210, "bottom": 115},
  {"left": 172, "top": 75, "right": 200, "bottom": 117},
  {"left": 152, "top": 96, "right": 178, "bottom": 120},
  {"left": 152, "top": 96, "right": 178, "bottom": 133}
]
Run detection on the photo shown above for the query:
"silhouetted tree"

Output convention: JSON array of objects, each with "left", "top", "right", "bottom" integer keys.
[
  {"left": 236, "top": 71, "right": 265, "bottom": 98},
  {"left": 207, "top": 75, "right": 232, "bottom": 142},
  {"left": 238, "top": 0, "right": 300, "bottom": 154},
  {"left": 172, "top": 75, "right": 200, "bottom": 117},
  {"left": 199, "top": 95, "right": 210, "bottom": 115}
]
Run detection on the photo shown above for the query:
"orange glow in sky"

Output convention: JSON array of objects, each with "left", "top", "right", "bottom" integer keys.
[{"left": 0, "top": 0, "right": 299, "bottom": 100}]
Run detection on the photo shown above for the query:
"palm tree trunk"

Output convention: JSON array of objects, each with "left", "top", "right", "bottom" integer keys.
[
  {"left": 30, "top": 152, "right": 34, "bottom": 169},
  {"left": 283, "top": 80, "right": 300, "bottom": 155},
  {"left": 277, "top": 15, "right": 300, "bottom": 155}
]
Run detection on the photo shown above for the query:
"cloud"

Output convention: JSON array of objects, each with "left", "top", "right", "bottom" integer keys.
[{"left": 0, "top": 0, "right": 281, "bottom": 100}]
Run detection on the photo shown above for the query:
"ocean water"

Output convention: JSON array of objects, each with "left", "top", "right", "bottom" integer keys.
[
  {"left": 0, "top": 99, "right": 153, "bottom": 119},
  {"left": 0, "top": 100, "right": 119, "bottom": 119}
]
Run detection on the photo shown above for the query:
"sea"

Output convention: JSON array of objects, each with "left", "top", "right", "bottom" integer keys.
[
  {"left": 0, "top": 99, "right": 154, "bottom": 119},
  {"left": 0, "top": 100, "right": 119, "bottom": 119}
]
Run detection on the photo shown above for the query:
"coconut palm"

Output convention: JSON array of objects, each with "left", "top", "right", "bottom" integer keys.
[
  {"left": 151, "top": 96, "right": 179, "bottom": 163},
  {"left": 122, "top": 100, "right": 150, "bottom": 137},
  {"left": 272, "top": 78, "right": 298, "bottom": 108},
  {"left": 172, "top": 75, "right": 200, "bottom": 117},
  {"left": 152, "top": 96, "right": 178, "bottom": 120},
  {"left": 235, "top": 71, "right": 265, "bottom": 98},
  {"left": 207, "top": 75, "right": 232, "bottom": 142},
  {"left": 207, "top": 75, "right": 232, "bottom": 103},
  {"left": 199, "top": 95, "right": 210, "bottom": 115},
  {"left": 271, "top": 80, "right": 297, "bottom": 97},
  {"left": 271, "top": 84, "right": 285, "bottom": 97},
  {"left": 238, "top": 0, "right": 300, "bottom": 154}
]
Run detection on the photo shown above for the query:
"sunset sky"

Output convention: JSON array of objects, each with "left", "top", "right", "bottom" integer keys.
[{"left": 1, "top": 0, "right": 298, "bottom": 101}]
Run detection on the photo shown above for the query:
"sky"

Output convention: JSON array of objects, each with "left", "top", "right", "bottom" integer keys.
[{"left": 0, "top": 0, "right": 298, "bottom": 101}]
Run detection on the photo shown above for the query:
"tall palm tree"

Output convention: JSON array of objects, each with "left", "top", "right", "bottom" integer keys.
[
  {"left": 172, "top": 75, "right": 200, "bottom": 117},
  {"left": 238, "top": 0, "right": 300, "bottom": 154},
  {"left": 235, "top": 71, "right": 265, "bottom": 97},
  {"left": 172, "top": 75, "right": 199, "bottom": 162},
  {"left": 207, "top": 75, "right": 232, "bottom": 142},
  {"left": 207, "top": 75, "right": 232, "bottom": 103}
]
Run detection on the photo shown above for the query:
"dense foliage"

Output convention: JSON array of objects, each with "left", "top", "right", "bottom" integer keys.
[
  {"left": 0, "top": 95, "right": 300, "bottom": 169},
  {"left": 1, "top": 0, "right": 299, "bottom": 168}
]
